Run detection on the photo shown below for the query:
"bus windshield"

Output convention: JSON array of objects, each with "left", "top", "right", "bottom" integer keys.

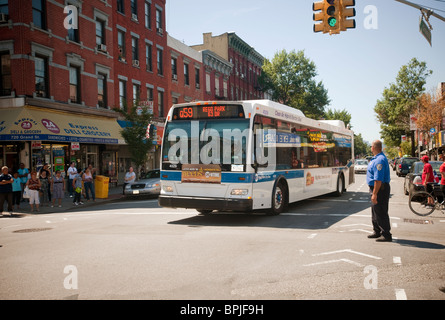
[{"left": 162, "top": 119, "right": 250, "bottom": 171}]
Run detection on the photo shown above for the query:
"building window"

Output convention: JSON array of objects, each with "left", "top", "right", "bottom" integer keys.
[
  {"left": 157, "top": 48, "right": 163, "bottom": 76},
  {"left": 147, "top": 86, "right": 153, "bottom": 101},
  {"left": 133, "top": 83, "right": 140, "bottom": 106},
  {"left": 119, "top": 80, "right": 126, "bottom": 109},
  {"left": 145, "top": 43, "right": 152, "bottom": 72},
  {"left": 184, "top": 63, "right": 189, "bottom": 86},
  {"left": 171, "top": 58, "right": 177, "bottom": 79},
  {"left": 117, "top": 0, "right": 124, "bottom": 14},
  {"left": 131, "top": 37, "right": 139, "bottom": 62},
  {"left": 158, "top": 90, "right": 164, "bottom": 117},
  {"left": 97, "top": 73, "right": 107, "bottom": 108},
  {"left": 32, "top": 0, "right": 46, "bottom": 30},
  {"left": 69, "top": 66, "right": 81, "bottom": 103},
  {"left": 0, "top": 0, "right": 9, "bottom": 15},
  {"left": 118, "top": 30, "right": 126, "bottom": 61},
  {"left": 67, "top": 6, "right": 79, "bottom": 42},
  {"left": 156, "top": 7, "right": 162, "bottom": 33},
  {"left": 96, "top": 19, "right": 105, "bottom": 46},
  {"left": 195, "top": 68, "right": 200, "bottom": 89},
  {"left": 130, "top": 0, "right": 137, "bottom": 19},
  {"left": 144, "top": 1, "right": 151, "bottom": 29},
  {"left": 35, "top": 55, "right": 48, "bottom": 98},
  {"left": 0, "top": 53, "right": 11, "bottom": 96}
]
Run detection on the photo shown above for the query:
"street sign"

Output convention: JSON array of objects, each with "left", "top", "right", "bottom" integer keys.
[{"left": 419, "top": 18, "right": 432, "bottom": 46}]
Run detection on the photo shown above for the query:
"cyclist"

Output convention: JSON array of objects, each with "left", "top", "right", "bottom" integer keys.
[
  {"left": 421, "top": 155, "right": 434, "bottom": 207},
  {"left": 439, "top": 154, "right": 445, "bottom": 204}
]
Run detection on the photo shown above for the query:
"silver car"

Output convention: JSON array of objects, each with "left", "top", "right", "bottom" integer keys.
[
  {"left": 354, "top": 159, "right": 368, "bottom": 174},
  {"left": 124, "top": 169, "right": 161, "bottom": 197}
]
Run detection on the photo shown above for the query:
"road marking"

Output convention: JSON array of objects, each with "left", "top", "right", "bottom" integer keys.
[
  {"left": 307, "top": 233, "right": 317, "bottom": 239},
  {"left": 395, "top": 289, "right": 407, "bottom": 300},
  {"left": 312, "top": 249, "right": 382, "bottom": 260},
  {"left": 303, "top": 259, "right": 364, "bottom": 268},
  {"left": 393, "top": 256, "right": 402, "bottom": 265},
  {"left": 392, "top": 222, "right": 398, "bottom": 228}
]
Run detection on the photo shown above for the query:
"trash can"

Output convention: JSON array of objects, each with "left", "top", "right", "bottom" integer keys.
[{"left": 95, "top": 175, "right": 109, "bottom": 199}]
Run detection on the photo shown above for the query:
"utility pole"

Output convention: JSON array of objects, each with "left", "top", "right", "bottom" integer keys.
[
  {"left": 395, "top": 0, "right": 445, "bottom": 23},
  {"left": 395, "top": 0, "right": 445, "bottom": 46}
]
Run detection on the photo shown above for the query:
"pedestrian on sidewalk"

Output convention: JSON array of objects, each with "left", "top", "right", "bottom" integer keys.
[
  {"left": 73, "top": 171, "right": 83, "bottom": 205},
  {"left": 123, "top": 166, "right": 136, "bottom": 195},
  {"left": 26, "top": 171, "right": 41, "bottom": 212},
  {"left": 82, "top": 168, "right": 95, "bottom": 202},
  {"left": 39, "top": 170, "right": 50, "bottom": 207},
  {"left": 12, "top": 172, "right": 22, "bottom": 211},
  {"left": 366, "top": 140, "right": 392, "bottom": 242},
  {"left": 51, "top": 170, "right": 65, "bottom": 208},
  {"left": 0, "top": 166, "right": 14, "bottom": 216},
  {"left": 17, "top": 163, "right": 29, "bottom": 201},
  {"left": 67, "top": 162, "right": 77, "bottom": 197}
]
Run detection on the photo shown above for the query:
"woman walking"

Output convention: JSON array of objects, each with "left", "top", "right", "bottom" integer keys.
[
  {"left": 26, "top": 172, "right": 41, "bottom": 212},
  {"left": 39, "top": 170, "right": 50, "bottom": 207},
  {"left": 82, "top": 168, "right": 95, "bottom": 202},
  {"left": 51, "top": 170, "right": 65, "bottom": 208}
]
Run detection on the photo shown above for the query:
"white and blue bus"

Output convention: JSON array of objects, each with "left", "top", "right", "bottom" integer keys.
[{"left": 159, "top": 100, "right": 354, "bottom": 215}]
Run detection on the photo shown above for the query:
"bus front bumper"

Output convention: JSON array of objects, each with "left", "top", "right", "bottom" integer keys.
[{"left": 158, "top": 195, "right": 253, "bottom": 212}]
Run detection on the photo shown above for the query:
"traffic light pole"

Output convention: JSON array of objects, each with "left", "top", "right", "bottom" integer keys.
[{"left": 394, "top": 0, "right": 445, "bottom": 23}]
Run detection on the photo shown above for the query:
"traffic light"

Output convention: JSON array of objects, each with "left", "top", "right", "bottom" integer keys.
[
  {"left": 313, "top": 0, "right": 341, "bottom": 35},
  {"left": 313, "top": 1, "right": 326, "bottom": 33},
  {"left": 340, "top": 0, "right": 356, "bottom": 31},
  {"left": 313, "top": 0, "right": 356, "bottom": 34}
]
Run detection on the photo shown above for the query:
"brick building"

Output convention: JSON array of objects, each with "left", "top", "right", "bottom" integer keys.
[
  {"left": 167, "top": 34, "right": 203, "bottom": 106},
  {"left": 201, "top": 49, "right": 232, "bottom": 101},
  {"left": 0, "top": 0, "right": 167, "bottom": 181},
  {"left": 113, "top": 0, "right": 167, "bottom": 171},
  {"left": 191, "top": 32, "right": 264, "bottom": 101}
]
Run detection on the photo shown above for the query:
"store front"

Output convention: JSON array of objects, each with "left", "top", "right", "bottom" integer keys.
[{"left": 0, "top": 106, "right": 124, "bottom": 181}]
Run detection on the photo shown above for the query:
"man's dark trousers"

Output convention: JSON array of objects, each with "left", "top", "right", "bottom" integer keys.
[{"left": 370, "top": 183, "right": 391, "bottom": 238}]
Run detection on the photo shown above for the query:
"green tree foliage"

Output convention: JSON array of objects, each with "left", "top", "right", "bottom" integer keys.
[
  {"left": 260, "top": 49, "right": 330, "bottom": 119},
  {"left": 114, "top": 105, "right": 153, "bottom": 173},
  {"left": 374, "top": 58, "right": 432, "bottom": 147}
]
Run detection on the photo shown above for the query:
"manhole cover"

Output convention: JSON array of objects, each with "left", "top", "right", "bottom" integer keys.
[
  {"left": 403, "top": 218, "right": 434, "bottom": 224},
  {"left": 13, "top": 228, "right": 53, "bottom": 233}
]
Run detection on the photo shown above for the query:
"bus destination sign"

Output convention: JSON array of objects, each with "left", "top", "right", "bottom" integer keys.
[{"left": 172, "top": 104, "right": 245, "bottom": 120}]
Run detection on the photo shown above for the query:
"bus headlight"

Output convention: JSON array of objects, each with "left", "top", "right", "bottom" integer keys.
[
  {"left": 230, "top": 189, "right": 248, "bottom": 196},
  {"left": 163, "top": 185, "right": 173, "bottom": 192}
]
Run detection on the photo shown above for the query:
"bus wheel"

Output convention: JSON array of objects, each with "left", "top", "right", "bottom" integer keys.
[
  {"left": 269, "top": 181, "right": 288, "bottom": 215},
  {"left": 334, "top": 174, "right": 344, "bottom": 197},
  {"left": 197, "top": 209, "right": 213, "bottom": 215}
]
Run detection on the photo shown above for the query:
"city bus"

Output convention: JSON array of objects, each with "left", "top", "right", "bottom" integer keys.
[{"left": 159, "top": 100, "right": 354, "bottom": 215}]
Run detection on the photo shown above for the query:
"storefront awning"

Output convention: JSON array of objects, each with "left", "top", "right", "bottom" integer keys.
[{"left": 0, "top": 106, "right": 125, "bottom": 144}]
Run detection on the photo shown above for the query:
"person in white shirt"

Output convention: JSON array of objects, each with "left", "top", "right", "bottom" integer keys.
[
  {"left": 67, "top": 162, "right": 78, "bottom": 197},
  {"left": 123, "top": 166, "right": 136, "bottom": 195}
]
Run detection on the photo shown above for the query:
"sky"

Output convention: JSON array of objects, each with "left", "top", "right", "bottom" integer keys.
[{"left": 165, "top": 0, "right": 445, "bottom": 145}]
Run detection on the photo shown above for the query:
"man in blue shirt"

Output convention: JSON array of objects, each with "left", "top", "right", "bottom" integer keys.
[{"left": 366, "top": 140, "right": 392, "bottom": 242}]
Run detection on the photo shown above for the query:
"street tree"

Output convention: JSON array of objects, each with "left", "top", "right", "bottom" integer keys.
[
  {"left": 114, "top": 103, "right": 153, "bottom": 176},
  {"left": 374, "top": 58, "right": 432, "bottom": 149},
  {"left": 260, "top": 49, "right": 330, "bottom": 119},
  {"left": 415, "top": 90, "right": 445, "bottom": 150}
]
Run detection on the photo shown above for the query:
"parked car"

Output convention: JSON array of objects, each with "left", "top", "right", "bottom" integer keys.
[
  {"left": 403, "top": 161, "right": 442, "bottom": 195},
  {"left": 391, "top": 157, "right": 400, "bottom": 171},
  {"left": 354, "top": 159, "right": 368, "bottom": 174},
  {"left": 124, "top": 169, "right": 161, "bottom": 197},
  {"left": 396, "top": 157, "right": 418, "bottom": 177}
]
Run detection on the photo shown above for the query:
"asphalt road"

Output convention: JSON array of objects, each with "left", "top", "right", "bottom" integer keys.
[{"left": 1, "top": 169, "right": 444, "bottom": 301}]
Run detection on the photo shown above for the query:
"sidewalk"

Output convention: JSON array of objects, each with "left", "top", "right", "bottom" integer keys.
[{"left": 1, "top": 185, "right": 125, "bottom": 217}]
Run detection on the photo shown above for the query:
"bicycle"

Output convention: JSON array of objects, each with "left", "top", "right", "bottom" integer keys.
[{"left": 408, "top": 183, "right": 445, "bottom": 216}]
